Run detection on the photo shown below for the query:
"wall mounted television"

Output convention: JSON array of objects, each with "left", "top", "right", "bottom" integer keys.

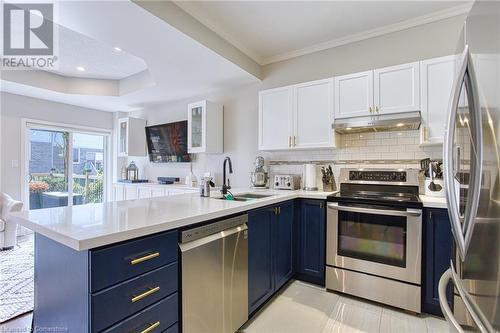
[{"left": 145, "top": 121, "right": 191, "bottom": 163}]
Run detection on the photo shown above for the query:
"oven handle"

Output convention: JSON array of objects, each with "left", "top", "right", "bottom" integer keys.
[{"left": 327, "top": 202, "right": 421, "bottom": 217}]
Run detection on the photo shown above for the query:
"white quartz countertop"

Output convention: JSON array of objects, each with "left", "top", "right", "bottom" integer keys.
[
  {"left": 9, "top": 188, "right": 335, "bottom": 251},
  {"left": 419, "top": 195, "right": 447, "bottom": 209}
]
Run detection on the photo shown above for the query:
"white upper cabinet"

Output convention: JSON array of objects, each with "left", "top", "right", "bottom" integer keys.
[
  {"left": 373, "top": 62, "right": 420, "bottom": 115},
  {"left": 259, "top": 86, "right": 293, "bottom": 150},
  {"left": 259, "top": 80, "right": 336, "bottom": 151},
  {"left": 293, "top": 79, "right": 334, "bottom": 149},
  {"left": 118, "top": 117, "right": 147, "bottom": 157},
  {"left": 187, "top": 100, "right": 223, "bottom": 154},
  {"left": 420, "top": 55, "right": 457, "bottom": 145},
  {"left": 334, "top": 71, "right": 374, "bottom": 119}
]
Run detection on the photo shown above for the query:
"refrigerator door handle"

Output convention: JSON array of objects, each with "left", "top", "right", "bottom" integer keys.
[
  {"left": 439, "top": 262, "right": 494, "bottom": 333},
  {"left": 438, "top": 268, "right": 464, "bottom": 333},
  {"left": 443, "top": 45, "right": 483, "bottom": 261}
]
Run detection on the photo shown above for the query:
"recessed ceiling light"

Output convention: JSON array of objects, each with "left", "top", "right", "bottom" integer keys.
[
  {"left": 76, "top": 66, "right": 85, "bottom": 72},
  {"left": 396, "top": 123, "right": 405, "bottom": 127},
  {"left": 114, "top": 47, "right": 122, "bottom": 52},
  {"left": 397, "top": 132, "right": 403, "bottom": 136},
  {"left": 346, "top": 127, "right": 352, "bottom": 130}
]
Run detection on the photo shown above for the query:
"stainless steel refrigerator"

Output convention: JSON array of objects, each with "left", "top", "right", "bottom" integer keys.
[{"left": 439, "top": 0, "right": 500, "bottom": 332}]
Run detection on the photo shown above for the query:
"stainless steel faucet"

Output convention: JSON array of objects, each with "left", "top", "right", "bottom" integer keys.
[{"left": 221, "top": 157, "right": 233, "bottom": 196}]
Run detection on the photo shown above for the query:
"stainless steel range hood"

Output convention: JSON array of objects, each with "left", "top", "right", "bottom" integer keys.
[{"left": 332, "top": 111, "right": 421, "bottom": 134}]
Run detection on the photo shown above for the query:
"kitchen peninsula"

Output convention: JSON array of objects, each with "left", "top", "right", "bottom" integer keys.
[{"left": 8, "top": 189, "right": 333, "bottom": 332}]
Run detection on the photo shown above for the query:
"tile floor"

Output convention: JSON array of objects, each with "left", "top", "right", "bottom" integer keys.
[{"left": 241, "top": 280, "right": 452, "bottom": 333}]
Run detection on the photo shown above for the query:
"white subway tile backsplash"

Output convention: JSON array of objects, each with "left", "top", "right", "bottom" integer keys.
[
  {"left": 367, "top": 139, "right": 381, "bottom": 146},
  {"left": 397, "top": 137, "right": 415, "bottom": 145},
  {"left": 267, "top": 130, "right": 442, "bottom": 166},
  {"left": 389, "top": 145, "right": 405, "bottom": 153},
  {"left": 405, "top": 144, "right": 420, "bottom": 152},
  {"left": 398, "top": 152, "right": 415, "bottom": 159}
]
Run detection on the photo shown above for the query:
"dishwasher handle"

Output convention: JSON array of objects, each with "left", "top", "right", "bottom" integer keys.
[{"left": 179, "top": 223, "right": 248, "bottom": 252}]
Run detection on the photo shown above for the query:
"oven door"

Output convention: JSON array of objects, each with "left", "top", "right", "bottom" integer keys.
[{"left": 326, "top": 202, "right": 422, "bottom": 284}]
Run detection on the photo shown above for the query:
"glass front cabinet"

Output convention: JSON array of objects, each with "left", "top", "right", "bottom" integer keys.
[
  {"left": 117, "top": 117, "right": 147, "bottom": 157},
  {"left": 187, "top": 100, "right": 224, "bottom": 154}
]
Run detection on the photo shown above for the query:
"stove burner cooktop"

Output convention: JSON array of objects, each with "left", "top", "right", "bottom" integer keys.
[{"left": 328, "top": 168, "right": 422, "bottom": 209}]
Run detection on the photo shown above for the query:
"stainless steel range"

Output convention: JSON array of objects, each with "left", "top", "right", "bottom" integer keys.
[{"left": 326, "top": 168, "right": 423, "bottom": 313}]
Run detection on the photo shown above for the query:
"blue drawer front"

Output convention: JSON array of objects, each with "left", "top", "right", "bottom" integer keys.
[
  {"left": 92, "top": 263, "right": 178, "bottom": 332},
  {"left": 101, "top": 293, "right": 178, "bottom": 333},
  {"left": 91, "top": 231, "right": 178, "bottom": 292},
  {"left": 164, "top": 322, "right": 178, "bottom": 333}
]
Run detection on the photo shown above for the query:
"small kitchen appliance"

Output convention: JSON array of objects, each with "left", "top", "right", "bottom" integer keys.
[
  {"left": 303, "top": 164, "right": 318, "bottom": 191},
  {"left": 199, "top": 176, "right": 215, "bottom": 197},
  {"left": 326, "top": 168, "right": 423, "bottom": 313},
  {"left": 250, "top": 156, "right": 269, "bottom": 188},
  {"left": 274, "top": 174, "right": 300, "bottom": 190}
]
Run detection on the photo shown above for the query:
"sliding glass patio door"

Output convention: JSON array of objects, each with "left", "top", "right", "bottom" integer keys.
[{"left": 25, "top": 122, "right": 109, "bottom": 210}]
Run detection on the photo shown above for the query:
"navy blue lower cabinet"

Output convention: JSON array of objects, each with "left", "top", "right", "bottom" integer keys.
[
  {"left": 248, "top": 200, "right": 295, "bottom": 315},
  {"left": 274, "top": 200, "right": 294, "bottom": 291},
  {"left": 33, "top": 231, "right": 180, "bottom": 332},
  {"left": 295, "top": 199, "right": 326, "bottom": 286},
  {"left": 248, "top": 205, "right": 275, "bottom": 314},
  {"left": 422, "top": 208, "right": 454, "bottom": 316}
]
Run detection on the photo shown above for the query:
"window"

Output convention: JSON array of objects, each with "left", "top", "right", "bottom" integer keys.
[{"left": 25, "top": 122, "right": 110, "bottom": 209}]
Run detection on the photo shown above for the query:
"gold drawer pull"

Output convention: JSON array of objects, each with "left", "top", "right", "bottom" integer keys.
[
  {"left": 140, "top": 321, "right": 160, "bottom": 333},
  {"left": 130, "top": 252, "right": 160, "bottom": 265},
  {"left": 131, "top": 286, "right": 160, "bottom": 303}
]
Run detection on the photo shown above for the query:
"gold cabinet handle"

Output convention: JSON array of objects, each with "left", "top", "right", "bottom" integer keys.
[
  {"left": 369, "top": 107, "right": 373, "bottom": 113},
  {"left": 278, "top": 207, "right": 281, "bottom": 214},
  {"left": 293, "top": 136, "right": 296, "bottom": 146},
  {"left": 140, "top": 321, "right": 160, "bottom": 333},
  {"left": 131, "top": 286, "right": 160, "bottom": 303},
  {"left": 288, "top": 136, "right": 291, "bottom": 148},
  {"left": 130, "top": 252, "right": 160, "bottom": 265},
  {"left": 375, "top": 106, "right": 379, "bottom": 113}
]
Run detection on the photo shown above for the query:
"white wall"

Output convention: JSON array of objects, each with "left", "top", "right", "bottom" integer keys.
[
  {"left": 0, "top": 92, "right": 114, "bottom": 200},
  {"left": 125, "top": 15, "right": 465, "bottom": 188}
]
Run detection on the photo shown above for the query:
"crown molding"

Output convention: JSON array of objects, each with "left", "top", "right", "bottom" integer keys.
[
  {"left": 261, "top": 2, "right": 472, "bottom": 65},
  {"left": 176, "top": 2, "right": 472, "bottom": 67}
]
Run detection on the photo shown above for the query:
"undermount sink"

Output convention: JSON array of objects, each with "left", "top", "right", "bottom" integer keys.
[{"left": 214, "top": 193, "right": 273, "bottom": 201}]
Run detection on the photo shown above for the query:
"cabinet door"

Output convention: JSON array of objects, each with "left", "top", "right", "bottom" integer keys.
[
  {"left": 373, "top": 62, "right": 420, "bottom": 114},
  {"left": 273, "top": 201, "right": 294, "bottom": 291},
  {"left": 295, "top": 199, "right": 326, "bottom": 286},
  {"left": 293, "top": 79, "right": 335, "bottom": 149},
  {"left": 334, "top": 70, "right": 373, "bottom": 119},
  {"left": 124, "top": 185, "right": 138, "bottom": 200},
  {"left": 150, "top": 187, "right": 165, "bottom": 198},
  {"left": 112, "top": 184, "right": 124, "bottom": 201},
  {"left": 420, "top": 56, "right": 457, "bottom": 145},
  {"left": 423, "top": 208, "right": 454, "bottom": 316},
  {"left": 118, "top": 119, "right": 128, "bottom": 157},
  {"left": 258, "top": 87, "right": 293, "bottom": 150},
  {"left": 248, "top": 206, "right": 275, "bottom": 314},
  {"left": 137, "top": 187, "right": 152, "bottom": 199},
  {"left": 188, "top": 101, "right": 206, "bottom": 153}
]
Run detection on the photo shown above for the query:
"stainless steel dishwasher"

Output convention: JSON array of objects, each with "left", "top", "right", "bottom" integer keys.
[{"left": 179, "top": 214, "right": 248, "bottom": 333}]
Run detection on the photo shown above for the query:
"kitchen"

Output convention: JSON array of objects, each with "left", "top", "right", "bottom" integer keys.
[{"left": 0, "top": 1, "right": 498, "bottom": 333}]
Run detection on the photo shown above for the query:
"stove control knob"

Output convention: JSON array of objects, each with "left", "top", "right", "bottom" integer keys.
[
  {"left": 287, "top": 182, "right": 291, "bottom": 187},
  {"left": 275, "top": 182, "right": 280, "bottom": 186}
]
